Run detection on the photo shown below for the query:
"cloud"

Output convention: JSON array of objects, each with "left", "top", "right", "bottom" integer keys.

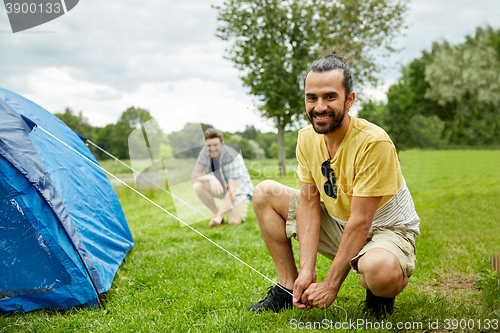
[
  {"left": 114, "top": 79, "right": 274, "bottom": 134},
  {"left": 1, "top": 0, "right": 500, "bottom": 130},
  {"left": 18, "top": 66, "right": 274, "bottom": 133},
  {"left": 0, "top": 0, "right": 237, "bottom": 92},
  {"left": 0, "top": 0, "right": 276, "bottom": 131}
]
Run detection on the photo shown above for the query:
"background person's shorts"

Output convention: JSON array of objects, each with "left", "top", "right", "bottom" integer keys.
[
  {"left": 285, "top": 187, "right": 416, "bottom": 278},
  {"left": 227, "top": 194, "right": 250, "bottom": 222},
  {"left": 204, "top": 182, "right": 250, "bottom": 222}
]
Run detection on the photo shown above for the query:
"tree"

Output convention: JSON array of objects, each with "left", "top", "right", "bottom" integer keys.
[
  {"left": 168, "top": 123, "right": 212, "bottom": 158},
  {"left": 54, "top": 107, "right": 101, "bottom": 155},
  {"left": 268, "top": 131, "right": 298, "bottom": 159},
  {"left": 485, "top": 26, "right": 500, "bottom": 61},
  {"left": 226, "top": 134, "right": 256, "bottom": 159},
  {"left": 127, "top": 115, "right": 168, "bottom": 162},
  {"left": 94, "top": 106, "right": 158, "bottom": 160},
  {"left": 215, "top": 0, "right": 409, "bottom": 174},
  {"left": 54, "top": 107, "right": 96, "bottom": 140},
  {"left": 424, "top": 27, "right": 500, "bottom": 145},
  {"left": 357, "top": 100, "right": 389, "bottom": 131},
  {"left": 94, "top": 123, "right": 127, "bottom": 159},
  {"left": 285, "top": 131, "right": 298, "bottom": 159},
  {"left": 240, "top": 125, "right": 258, "bottom": 140},
  {"left": 360, "top": 26, "right": 500, "bottom": 149},
  {"left": 254, "top": 131, "right": 277, "bottom": 158},
  {"left": 248, "top": 140, "right": 266, "bottom": 159},
  {"left": 362, "top": 53, "right": 446, "bottom": 149},
  {"left": 425, "top": 42, "right": 500, "bottom": 109},
  {"left": 408, "top": 115, "right": 446, "bottom": 149}
]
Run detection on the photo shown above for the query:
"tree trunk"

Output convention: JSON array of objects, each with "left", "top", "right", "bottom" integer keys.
[{"left": 277, "top": 122, "right": 286, "bottom": 177}]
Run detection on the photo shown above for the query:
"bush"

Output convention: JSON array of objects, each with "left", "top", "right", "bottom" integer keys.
[{"left": 409, "top": 114, "right": 447, "bottom": 149}]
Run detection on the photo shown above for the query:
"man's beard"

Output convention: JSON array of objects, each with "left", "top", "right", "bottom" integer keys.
[{"left": 307, "top": 102, "right": 347, "bottom": 135}]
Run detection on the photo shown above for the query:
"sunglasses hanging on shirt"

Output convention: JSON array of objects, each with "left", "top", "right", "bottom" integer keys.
[{"left": 321, "top": 159, "right": 337, "bottom": 199}]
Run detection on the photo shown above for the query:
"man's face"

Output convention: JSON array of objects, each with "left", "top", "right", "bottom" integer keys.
[
  {"left": 206, "top": 138, "right": 224, "bottom": 159},
  {"left": 304, "top": 69, "right": 350, "bottom": 135}
]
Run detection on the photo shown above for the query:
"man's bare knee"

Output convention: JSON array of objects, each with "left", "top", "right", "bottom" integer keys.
[
  {"left": 193, "top": 181, "right": 204, "bottom": 193},
  {"left": 358, "top": 248, "right": 406, "bottom": 297},
  {"left": 253, "top": 180, "right": 289, "bottom": 220},
  {"left": 253, "top": 180, "right": 278, "bottom": 206},
  {"left": 253, "top": 180, "right": 290, "bottom": 206}
]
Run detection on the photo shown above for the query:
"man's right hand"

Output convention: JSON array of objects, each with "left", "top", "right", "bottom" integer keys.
[
  {"left": 292, "top": 269, "right": 317, "bottom": 310},
  {"left": 209, "top": 175, "right": 224, "bottom": 195}
]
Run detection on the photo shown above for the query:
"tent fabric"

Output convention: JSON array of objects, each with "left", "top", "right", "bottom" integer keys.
[{"left": 0, "top": 88, "right": 134, "bottom": 313}]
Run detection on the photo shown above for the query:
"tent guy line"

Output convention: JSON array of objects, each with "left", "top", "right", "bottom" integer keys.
[
  {"left": 37, "top": 125, "right": 348, "bottom": 318},
  {"left": 85, "top": 139, "right": 210, "bottom": 220},
  {"left": 35, "top": 125, "right": 289, "bottom": 295}
]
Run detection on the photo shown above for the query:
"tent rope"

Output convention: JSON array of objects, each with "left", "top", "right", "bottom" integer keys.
[
  {"left": 86, "top": 139, "right": 209, "bottom": 220},
  {"left": 38, "top": 126, "right": 282, "bottom": 288},
  {"left": 37, "top": 125, "right": 348, "bottom": 319}
]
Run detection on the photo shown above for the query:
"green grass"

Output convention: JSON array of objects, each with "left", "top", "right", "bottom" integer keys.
[{"left": 1, "top": 150, "right": 500, "bottom": 332}]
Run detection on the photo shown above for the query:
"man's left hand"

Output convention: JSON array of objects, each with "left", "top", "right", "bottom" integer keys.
[{"left": 300, "top": 281, "right": 337, "bottom": 309}]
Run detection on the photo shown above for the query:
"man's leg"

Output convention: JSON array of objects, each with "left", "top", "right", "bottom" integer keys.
[
  {"left": 193, "top": 181, "right": 219, "bottom": 215},
  {"left": 247, "top": 180, "right": 300, "bottom": 313},
  {"left": 357, "top": 248, "right": 408, "bottom": 298},
  {"left": 353, "top": 227, "right": 415, "bottom": 317},
  {"left": 227, "top": 217, "right": 242, "bottom": 225},
  {"left": 252, "top": 180, "right": 298, "bottom": 290},
  {"left": 227, "top": 195, "right": 249, "bottom": 225}
]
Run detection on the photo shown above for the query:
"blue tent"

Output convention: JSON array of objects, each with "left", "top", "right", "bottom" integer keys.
[{"left": 0, "top": 88, "right": 134, "bottom": 313}]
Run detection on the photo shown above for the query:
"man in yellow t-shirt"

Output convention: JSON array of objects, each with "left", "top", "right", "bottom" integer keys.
[{"left": 247, "top": 51, "right": 420, "bottom": 318}]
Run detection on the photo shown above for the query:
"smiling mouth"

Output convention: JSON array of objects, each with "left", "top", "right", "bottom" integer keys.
[{"left": 313, "top": 115, "right": 332, "bottom": 123}]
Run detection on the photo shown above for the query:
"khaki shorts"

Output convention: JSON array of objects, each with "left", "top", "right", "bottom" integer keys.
[
  {"left": 226, "top": 194, "right": 250, "bottom": 222},
  {"left": 206, "top": 182, "right": 250, "bottom": 223},
  {"left": 285, "top": 188, "right": 416, "bottom": 278}
]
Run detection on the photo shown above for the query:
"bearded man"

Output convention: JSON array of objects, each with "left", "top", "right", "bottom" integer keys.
[{"left": 247, "top": 51, "right": 420, "bottom": 318}]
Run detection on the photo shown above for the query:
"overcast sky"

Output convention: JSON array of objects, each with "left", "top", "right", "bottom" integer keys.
[{"left": 1, "top": 0, "right": 499, "bottom": 134}]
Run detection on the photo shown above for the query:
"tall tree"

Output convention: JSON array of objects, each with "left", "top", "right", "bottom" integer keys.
[
  {"left": 384, "top": 54, "right": 446, "bottom": 149},
  {"left": 215, "top": 0, "right": 409, "bottom": 173},
  {"left": 95, "top": 106, "right": 156, "bottom": 160},
  {"left": 125, "top": 108, "right": 168, "bottom": 161},
  {"left": 360, "top": 26, "right": 500, "bottom": 149},
  {"left": 359, "top": 49, "right": 447, "bottom": 150},
  {"left": 424, "top": 27, "right": 500, "bottom": 144},
  {"left": 117, "top": 106, "right": 153, "bottom": 128}
]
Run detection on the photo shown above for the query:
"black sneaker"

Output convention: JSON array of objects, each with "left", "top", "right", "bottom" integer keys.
[
  {"left": 247, "top": 284, "right": 293, "bottom": 313},
  {"left": 363, "top": 289, "right": 395, "bottom": 319}
]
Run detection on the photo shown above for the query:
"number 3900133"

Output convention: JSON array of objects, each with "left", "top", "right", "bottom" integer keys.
[{"left": 5, "top": 2, "right": 62, "bottom": 14}]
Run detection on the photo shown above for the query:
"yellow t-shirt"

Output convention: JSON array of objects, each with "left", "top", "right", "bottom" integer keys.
[{"left": 296, "top": 116, "right": 403, "bottom": 223}]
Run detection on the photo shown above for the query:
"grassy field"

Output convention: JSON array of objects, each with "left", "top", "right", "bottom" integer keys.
[{"left": 1, "top": 150, "right": 500, "bottom": 332}]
